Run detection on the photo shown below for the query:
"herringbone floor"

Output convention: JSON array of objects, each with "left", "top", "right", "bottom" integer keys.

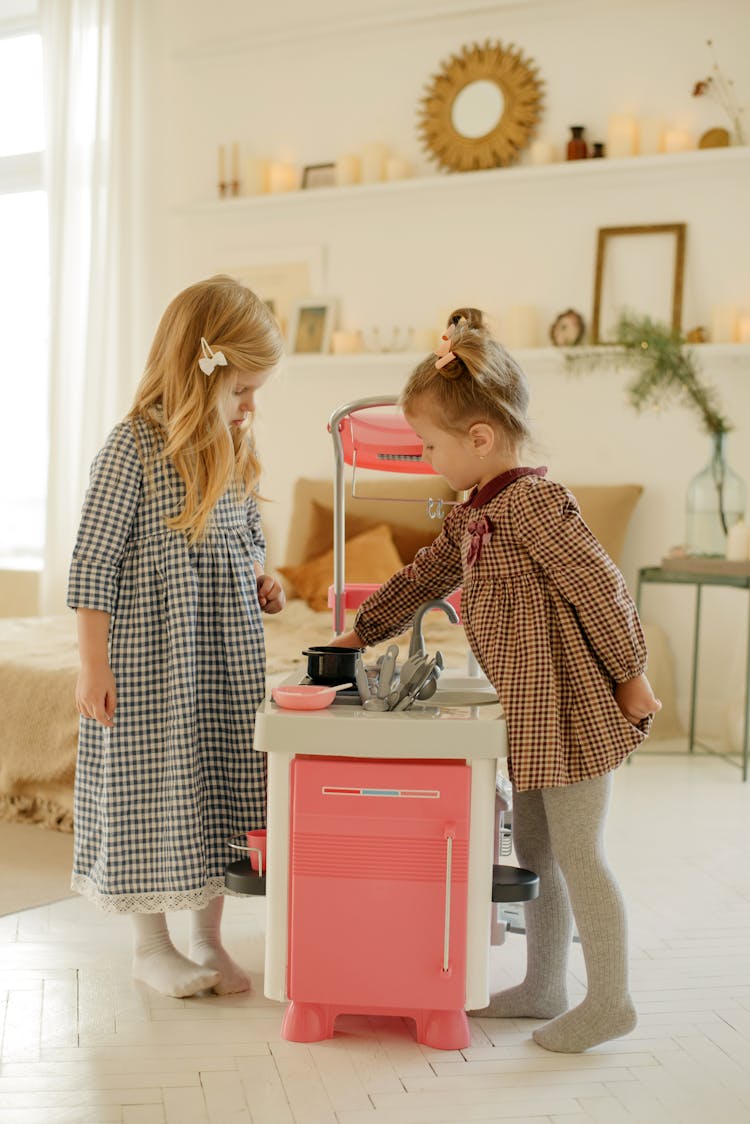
[{"left": 1, "top": 748, "right": 749, "bottom": 1123}]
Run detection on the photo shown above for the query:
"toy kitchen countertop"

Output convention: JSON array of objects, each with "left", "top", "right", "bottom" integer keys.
[{"left": 256, "top": 670, "right": 508, "bottom": 1013}]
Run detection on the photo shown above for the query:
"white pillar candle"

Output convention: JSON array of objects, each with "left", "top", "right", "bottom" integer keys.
[
  {"left": 242, "top": 157, "right": 268, "bottom": 195},
  {"left": 639, "top": 118, "right": 665, "bottom": 155},
  {"left": 330, "top": 330, "right": 363, "bottom": 355},
  {"left": 360, "top": 142, "right": 389, "bottom": 183},
  {"left": 726, "top": 520, "right": 750, "bottom": 561},
  {"left": 606, "top": 114, "right": 639, "bottom": 158},
  {"left": 334, "top": 153, "right": 361, "bottom": 186},
  {"left": 384, "top": 155, "right": 411, "bottom": 180},
  {"left": 528, "top": 140, "right": 555, "bottom": 165},
  {"left": 217, "top": 144, "right": 226, "bottom": 183},
  {"left": 663, "top": 128, "right": 692, "bottom": 153},
  {"left": 711, "top": 304, "right": 738, "bottom": 343},
  {"left": 737, "top": 315, "right": 750, "bottom": 344},
  {"left": 231, "top": 142, "right": 240, "bottom": 182},
  {"left": 505, "top": 305, "right": 538, "bottom": 349},
  {"left": 268, "top": 162, "right": 296, "bottom": 193}
]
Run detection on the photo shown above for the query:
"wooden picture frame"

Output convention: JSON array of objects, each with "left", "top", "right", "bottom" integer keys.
[
  {"left": 288, "top": 298, "right": 338, "bottom": 354},
  {"left": 591, "top": 223, "right": 687, "bottom": 344},
  {"left": 301, "top": 163, "right": 336, "bottom": 189}
]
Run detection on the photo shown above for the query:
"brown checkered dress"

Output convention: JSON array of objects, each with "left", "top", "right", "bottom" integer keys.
[{"left": 353, "top": 468, "right": 651, "bottom": 790}]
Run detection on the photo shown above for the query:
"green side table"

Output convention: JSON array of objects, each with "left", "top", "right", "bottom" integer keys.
[{"left": 636, "top": 565, "right": 750, "bottom": 781}]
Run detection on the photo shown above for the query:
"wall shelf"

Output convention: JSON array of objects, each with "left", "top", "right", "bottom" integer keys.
[
  {"left": 282, "top": 343, "right": 750, "bottom": 377},
  {"left": 176, "top": 146, "right": 750, "bottom": 216}
]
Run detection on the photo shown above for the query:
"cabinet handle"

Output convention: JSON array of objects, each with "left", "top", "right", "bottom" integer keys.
[{"left": 443, "top": 823, "right": 455, "bottom": 972}]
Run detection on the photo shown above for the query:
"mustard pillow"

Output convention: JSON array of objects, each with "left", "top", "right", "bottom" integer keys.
[
  {"left": 568, "top": 484, "right": 643, "bottom": 564},
  {"left": 302, "top": 498, "right": 441, "bottom": 567},
  {"left": 279, "top": 523, "right": 403, "bottom": 611}
]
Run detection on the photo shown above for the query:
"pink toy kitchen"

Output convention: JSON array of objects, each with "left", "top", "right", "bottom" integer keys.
[{"left": 226, "top": 397, "right": 538, "bottom": 1051}]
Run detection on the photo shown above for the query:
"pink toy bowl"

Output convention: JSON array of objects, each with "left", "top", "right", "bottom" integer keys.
[
  {"left": 246, "top": 828, "right": 267, "bottom": 873},
  {"left": 272, "top": 684, "right": 337, "bottom": 711}
]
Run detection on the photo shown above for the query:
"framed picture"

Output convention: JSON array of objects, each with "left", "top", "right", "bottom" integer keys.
[
  {"left": 225, "top": 245, "right": 325, "bottom": 337},
  {"left": 288, "top": 298, "right": 338, "bottom": 354},
  {"left": 301, "top": 163, "right": 336, "bottom": 190},
  {"left": 591, "top": 223, "right": 687, "bottom": 344}
]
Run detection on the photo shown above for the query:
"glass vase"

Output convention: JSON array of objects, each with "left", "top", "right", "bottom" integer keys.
[{"left": 685, "top": 431, "right": 746, "bottom": 556}]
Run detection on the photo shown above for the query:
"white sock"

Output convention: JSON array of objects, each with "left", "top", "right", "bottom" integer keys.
[
  {"left": 131, "top": 912, "right": 220, "bottom": 998},
  {"left": 189, "top": 897, "right": 250, "bottom": 995}
]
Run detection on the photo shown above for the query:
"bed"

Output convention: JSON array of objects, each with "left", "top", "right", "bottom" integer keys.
[{"left": 1, "top": 476, "right": 675, "bottom": 831}]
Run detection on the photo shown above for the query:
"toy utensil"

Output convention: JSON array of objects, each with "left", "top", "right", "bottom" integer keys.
[
  {"left": 393, "top": 657, "right": 438, "bottom": 712},
  {"left": 377, "top": 644, "right": 399, "bottom": 698},
  {"left": 416, "top": 649, "right": 444, "bottom": 700},
  {"left": 354, "top": 652, "right": 372, "bottom": 703},
  {"left": 363, "top": 696, "right": 389, "bottom": 711}
]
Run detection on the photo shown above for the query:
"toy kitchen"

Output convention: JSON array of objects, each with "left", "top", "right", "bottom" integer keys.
[{"left": 226, "top": 398, "right": 538, "bottom": 1051}]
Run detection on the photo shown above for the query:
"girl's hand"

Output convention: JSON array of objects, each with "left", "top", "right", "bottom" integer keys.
[
  {"left": 329, "top": 630, "right": 365, "bottom": 648},
  {"left": 615, "top": 673, "right": 662, "bottom": 725},
  {"left": 256, "top": 573, "right": 286, "bottom": 614},
  {"left": 76, "top": 664, "right": 117, "bottom": 727}
]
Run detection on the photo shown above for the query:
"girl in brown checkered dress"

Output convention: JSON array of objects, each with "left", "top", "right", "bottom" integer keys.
[{"left": 333, "top": 308, "right": 661, "bottom": 1053}]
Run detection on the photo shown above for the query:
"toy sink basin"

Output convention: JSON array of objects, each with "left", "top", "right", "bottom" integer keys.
[{"left": 411, "top": 675, "right": 498, "bottom": 709}]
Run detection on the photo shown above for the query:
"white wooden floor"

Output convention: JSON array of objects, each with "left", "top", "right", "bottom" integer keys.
[{"left": 1, "top": 749, "right": 750, "bottom": 1124}]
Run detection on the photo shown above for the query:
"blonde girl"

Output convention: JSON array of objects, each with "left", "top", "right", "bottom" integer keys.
[
  {"left": 69, "top": 275, "right": 285, "bottom": 998},
  {"left": 333, "top": 308, "right": 661, "bottom": 1053}
]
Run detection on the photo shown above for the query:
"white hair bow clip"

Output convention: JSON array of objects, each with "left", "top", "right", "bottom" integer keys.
[{"left": 198, "top": 337, "right": 228, "bottom": 376}]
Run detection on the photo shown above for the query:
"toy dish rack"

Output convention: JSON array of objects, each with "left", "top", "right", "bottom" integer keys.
[{"left": 327, "top": 395, "right": 461, "bottom": 634}]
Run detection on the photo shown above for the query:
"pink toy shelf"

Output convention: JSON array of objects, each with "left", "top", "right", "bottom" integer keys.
[{"left": 328, "top": 396, "right": 458, "bottom": 633}]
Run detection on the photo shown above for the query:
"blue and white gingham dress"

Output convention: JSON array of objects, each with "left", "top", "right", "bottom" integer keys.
[{"left": 67, "top": 416, "right": 268, "bottom": 913}]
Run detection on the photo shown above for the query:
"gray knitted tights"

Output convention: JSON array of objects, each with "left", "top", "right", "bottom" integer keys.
[{"left": 470, "top": 772, "right": 636, "bottom": 1053}]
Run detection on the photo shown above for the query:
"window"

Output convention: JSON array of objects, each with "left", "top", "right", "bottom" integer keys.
[{"left": 0, "top": 12, "right": 48, "bottom": 567}]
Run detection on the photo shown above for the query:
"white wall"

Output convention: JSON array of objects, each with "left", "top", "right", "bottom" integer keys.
[{"left": 138, "top": 0, "right": 750, "bottom": 744}]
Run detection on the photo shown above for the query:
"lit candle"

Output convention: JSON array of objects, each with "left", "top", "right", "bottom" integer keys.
[
  {"left": 529, "top": 140, "right": 555, "bottom": 165},
  {"left": 504, "top": 305, "right": 538, "bottom": 349},
  {"left": 360, "top": 142, "right": 389, "bottom": 183},
  {"left": 268, "top": 162, "right": 296, "bottom": 193},
  {"left": 334, "top": 154, "right": 361, "bottom": 186},
  {"left": 218, "top": 144, "right": 226, "bottom": 184},
  {"left": 737, "top": 315, "right": 750, "bottom": 344},
  {"left": 639, "top": 118, "right": 665, "bottom": 155},
  {"left": 331, "top": 330, "right": 363, "bottom": 355},
  {"left": 384, "top": 155, "right": 411, "bottom": 180},
  {"left": 243, "top": 157, "right": 268, "bottom": 195},
  {"left": 606, "top": 114, "right": 639, "bottom": 158},
  {"left": 662, "top": 128, "right": 692, "bottom": 153},
  {"left": 711, "top": 304, "right": 738, "bottom": 343}
]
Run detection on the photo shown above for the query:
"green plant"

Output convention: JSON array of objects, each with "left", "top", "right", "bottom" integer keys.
[{"left": 565, "top": 311, "right": 731, "bottom": 435}]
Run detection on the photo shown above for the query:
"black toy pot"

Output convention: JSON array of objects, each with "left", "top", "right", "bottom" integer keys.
[{"left": 302, "top": 645, "right": 364, "bottom": 686}]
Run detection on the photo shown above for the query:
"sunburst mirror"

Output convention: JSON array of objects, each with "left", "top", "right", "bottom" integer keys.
[{"left": 417, "top": 40, "right": 545, "bottom": 171}]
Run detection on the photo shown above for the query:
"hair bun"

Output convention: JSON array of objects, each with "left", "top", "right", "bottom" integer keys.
[{"left": 447, "top": 307, "right": 485, "bottom": 331}]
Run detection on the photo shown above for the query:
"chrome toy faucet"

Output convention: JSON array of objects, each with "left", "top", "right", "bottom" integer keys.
[{"left": 408, "top": 598, "right": 460, "bottom": 659}]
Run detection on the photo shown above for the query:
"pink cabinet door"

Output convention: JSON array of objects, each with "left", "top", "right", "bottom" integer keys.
[{"left": 287, "top": 757, "right": 471, "bottom": 1010}]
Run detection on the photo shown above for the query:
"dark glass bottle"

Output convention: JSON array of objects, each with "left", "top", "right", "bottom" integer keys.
[
  {"left": 591, "top": 142, "right": 605, "bottom": 158},
  {"left": 567, "top": 125, "right": 588, "bottom": 160}
]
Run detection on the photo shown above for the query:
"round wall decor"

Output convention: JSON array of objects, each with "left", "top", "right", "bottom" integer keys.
[{"left": 417, "top": 40, "right": 545, "bottom": 172}]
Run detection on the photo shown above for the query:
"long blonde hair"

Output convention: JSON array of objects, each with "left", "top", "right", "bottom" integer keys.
[
  {"left": 401, "top": 307, "right": 531, "bottom": 446},
  {"left": 128, "top": 275, "right": 283, "bottom": 543}
]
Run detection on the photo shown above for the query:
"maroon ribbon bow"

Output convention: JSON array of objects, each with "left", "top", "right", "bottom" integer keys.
[{"left": 466, "top": 514, "right": 493, "bottom": 567}]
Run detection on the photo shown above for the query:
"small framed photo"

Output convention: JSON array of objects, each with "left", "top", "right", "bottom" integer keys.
[
  {"left": 301, "top": 163, "right": 336, "bottom": 190},
  {"left": 288, "top": 298, "right": 338, "bottom": 354},
  {"left": 591, "top": 223, "right": 686, "bottom": 344}
]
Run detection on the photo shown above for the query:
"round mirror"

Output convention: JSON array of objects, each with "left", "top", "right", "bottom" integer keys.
[
  {"left": 418, "top": 41, "right": 545, "bottom": 171},
  {"left": 451, "top": 80, "right": 504, "bottom": 139}
]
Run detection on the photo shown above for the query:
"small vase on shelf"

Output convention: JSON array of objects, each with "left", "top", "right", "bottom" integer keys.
[
  {"left": 685, "top": 431, "right": 746, "bottom": 556},
  {"left": 566, "top": 126, "right": 588, "bottom": 160}
]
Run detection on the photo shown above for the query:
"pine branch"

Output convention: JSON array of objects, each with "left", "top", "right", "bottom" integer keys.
[{"left": 565, "top": 312, "right": 731, "bottom": 435}]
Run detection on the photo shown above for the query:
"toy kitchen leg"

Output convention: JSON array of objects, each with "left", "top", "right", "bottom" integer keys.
[{"left": 263, "top": 750, "right": 496, "bottom": 1050}]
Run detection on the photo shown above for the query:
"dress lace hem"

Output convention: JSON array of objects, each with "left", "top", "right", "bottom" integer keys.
[{"left": 71, "top": 874, "right": 230, "bottom": 914}]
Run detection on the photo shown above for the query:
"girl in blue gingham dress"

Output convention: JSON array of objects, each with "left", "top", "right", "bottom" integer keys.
[{"left": 68, "top": 276, "right": 285, "bottom": 998}]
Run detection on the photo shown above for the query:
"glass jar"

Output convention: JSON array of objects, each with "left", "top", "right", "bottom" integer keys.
[
  {"left": 685, "top": 431, "right": 746, "bottom": 556},
  {"left": 566, "top": 125, "right": 588, "bottom": 160}
]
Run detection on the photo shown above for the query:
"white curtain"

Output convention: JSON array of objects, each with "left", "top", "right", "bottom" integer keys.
[{"left": 40, "top": 0, "right": 142, "bottom": 613}]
